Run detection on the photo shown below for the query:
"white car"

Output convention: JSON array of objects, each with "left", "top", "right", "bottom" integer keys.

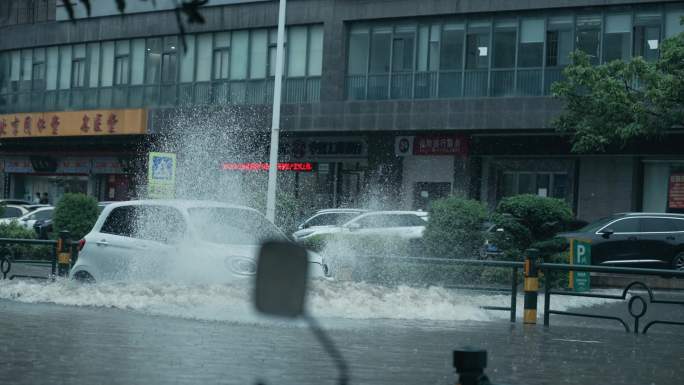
[
  {"left": 0, "top": 204, "right": 30, "bottom": 220},
  {"left": 70, "top": 200, "right": 331, "bottom": 283},
  {"left": 0, "top": 206, "right": 53, "bottom": 228},
  {"left": 293, "top": 208, "right": 368, "bottom": 240},
  {"left": 294, "top": 210, "right": 428, "bottom": 241}
]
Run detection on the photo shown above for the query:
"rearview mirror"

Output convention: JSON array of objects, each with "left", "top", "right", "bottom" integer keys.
[{"left": 254, "top": 241, "right": 309, "bottom": 318}]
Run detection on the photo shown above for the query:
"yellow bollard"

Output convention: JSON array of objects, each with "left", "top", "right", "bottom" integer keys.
[{"left": 523, "top": 249, "right": 540, "bottom": 324}]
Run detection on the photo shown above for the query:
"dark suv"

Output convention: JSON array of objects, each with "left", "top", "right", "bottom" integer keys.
[{"left": 559, "top": 213, "right": 684, "bottom": 270}]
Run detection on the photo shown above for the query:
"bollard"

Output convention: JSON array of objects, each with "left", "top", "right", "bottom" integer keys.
[
  {"left": 57, "top": 231, "right": 71, "bottom": 278},
  {"left": 453, "top": 348, "right": 491, "bottom": 385},
  {"left": 523, "top": 248, "right": 540, "bottom": 324}
]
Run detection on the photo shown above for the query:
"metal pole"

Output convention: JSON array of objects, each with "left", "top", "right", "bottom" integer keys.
[{"left": 265, "top": 0, "right": 287, "bottom": 222}]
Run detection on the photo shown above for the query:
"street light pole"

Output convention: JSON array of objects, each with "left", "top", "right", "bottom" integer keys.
[{"left": 265, "top": 0, "right": 287, "bottom": 222}]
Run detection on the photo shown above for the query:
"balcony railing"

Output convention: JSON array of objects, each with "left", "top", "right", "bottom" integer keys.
[
  {"left": 346, "top": 68, "right": 568, "bottom": 100},
  {"left": 0, "top": 77, "right": 321, "bottom": 114}
]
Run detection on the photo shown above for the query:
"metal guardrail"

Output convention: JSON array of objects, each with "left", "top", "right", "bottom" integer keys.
[
  {"left": 539, "top": 262, "right": 684, "bottom": 334},
  {"left": 362, "top": 252, "right": 684, "bottom": 334},
  {"left": 0, "top": 231, "right": 78, "bottom": 280},
  {"left": 364, "top": 256, "right": 524, "bottom": 323}
]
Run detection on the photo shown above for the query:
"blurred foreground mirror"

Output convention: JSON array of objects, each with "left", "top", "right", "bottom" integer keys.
[{"left": 255, "top": 241, "right": 309, "bottom": 318}]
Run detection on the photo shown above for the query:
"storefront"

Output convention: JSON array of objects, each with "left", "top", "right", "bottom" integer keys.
[
  {"left": 219, "top": 136, "right": 369, "bottom": 210},
  {"left": 642, "top": 159, "right": 684, "bottom": 213},
  {"left": 395, "top": 134, "right": 468, "bottom": 210},
  {"left": 0, "top": 108, "right": 147, "bottom": 203}
]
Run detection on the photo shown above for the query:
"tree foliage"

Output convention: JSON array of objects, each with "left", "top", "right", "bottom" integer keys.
[
  {"left": 61, "top": 1, "right": 208, "bottom": 49},
  {"left": 552, "top": 31, "right": 684, "bottom": 153},
  {"left": 53, "top": 193, "right": 100, "bottom": 240}
]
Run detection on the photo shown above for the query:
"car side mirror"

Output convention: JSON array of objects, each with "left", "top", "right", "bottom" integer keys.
[
  {"left": 600, "top": 228, "right": 614, "bottom": 238},
  {"left": 347, "top": 222, "right": 361, "bottom": 231},
  {"left": 302, "top": 223, "right": 310, "bottom": 229},
  {"left": 254, "top": 241, "right": 309, "bottom": 318}
]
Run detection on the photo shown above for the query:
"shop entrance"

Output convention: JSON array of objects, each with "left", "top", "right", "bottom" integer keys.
[
  {"left": 413, "top": 182, "right": 452, "bottom": 210},
  {"left": 15, "top": 175, "right": 90, "bottom": 205}
]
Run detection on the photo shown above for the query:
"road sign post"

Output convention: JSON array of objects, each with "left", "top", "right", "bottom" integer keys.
[
  {"left": 569, "top": 239, "right": 591, "bottom": 292},
  {"left": 147, "top": 152, "right": 176, "bottom": 199}
]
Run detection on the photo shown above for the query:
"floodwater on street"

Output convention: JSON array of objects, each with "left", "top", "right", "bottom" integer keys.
[{"left": 1, "top": 279, "right": 683, "bottom": 385}]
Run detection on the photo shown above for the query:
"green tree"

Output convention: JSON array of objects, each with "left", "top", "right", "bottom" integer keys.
[
  {"left": 552, "top": 30, "right": 684, "bottom": 153},
  {"left": 53, "top": 193, "right": 100, "bottom": 240}
]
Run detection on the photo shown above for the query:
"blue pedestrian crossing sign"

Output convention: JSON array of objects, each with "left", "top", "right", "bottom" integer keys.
[{"left": 147, "top": 152, "right": 176, "bottom": 198}]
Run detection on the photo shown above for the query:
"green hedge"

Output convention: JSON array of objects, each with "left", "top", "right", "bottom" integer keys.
[
  {"left": 0, "top": 222, "right": 52, "bottom": 261},
  {"left": 423, "top": 196, "right": 488, "bottom": 259},
  {"left": 53, "top": 193, "right": 100, "bottom": 240}
]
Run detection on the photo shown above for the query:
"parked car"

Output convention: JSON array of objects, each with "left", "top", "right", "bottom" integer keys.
[
  {"left": 70, "top": 200, "right": 331, "bottom": 283},
  {"left": 0, "top": 204, "right": 30, "bottom": 219},
  {"left": 294, "top": 210, "right": 427, "bottom": 241},
  {"left": 293, "top": 208, "right": 368, "bottom": 240},
  {"left": 0, "top": 199, "right": 32, "bottom": 206},
  {"left": 0, "top": 206, "right": 54, "bottom": 228},
  {"left": 23, "top": 204, "right": 52, "bottom": 212},
  {"left": 558, "top": 212, "right": 684, "bottom": 270}
]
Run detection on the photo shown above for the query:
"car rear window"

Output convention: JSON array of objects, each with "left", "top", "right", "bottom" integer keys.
[
  {"left": 307, "top": 212, "right": 360, "bottom": 227},
  {"left": 640, "top": 218, "right": 678, "bottom": 232},
  {"left": 1, "top": 207, "right": 23, "bottom": 218}
]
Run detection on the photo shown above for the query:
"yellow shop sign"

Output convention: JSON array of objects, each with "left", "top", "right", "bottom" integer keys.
[{"left": 0, "top": 109, "right": 147, "bottom": 138}]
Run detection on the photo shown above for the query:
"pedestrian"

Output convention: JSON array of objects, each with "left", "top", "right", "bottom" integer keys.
[
  {"left": 33, "top": 193, "right": 41, "bottom": 204},
  {"left": 40, "top": 192, "right": 49, "bottom": 205}
]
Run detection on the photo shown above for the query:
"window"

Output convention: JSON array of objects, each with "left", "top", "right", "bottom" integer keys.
[
  {"left": 59, "top": 45, "right": 72, "bottom": 89},
  {"left": 20, "top": 49, "right": 32, "bottom": 90},
  {"left": 213, "top": 32, "right": 230, "bottom": 80},
  {"left": 605, "top": 218, "right": 639, "bottom": 233},
  {"left": 134, "top": 205, "right": 186, "bottom": 243},
  {"left": 466, "top": 22, "right": 490, "bottom": 69},
  {"left": 604, "top": 14, "right": 632, "bottom": 62},
  {"left": 100, "top": 41, "right": 115, "bottom": 87},
  {"left": 308, "top": 25, "right": 324, "bottom": 76},
  {"left": 440, "top": 23, "right": 464, "bottom": 70},
  {"left": 493, "top": 20, "right": 516, "bottom": 68},
  {"left": 46, "top": 46, "right": 58, "bottom": 90},
  {"left": 392, "top": 26, "right": 415, "bottom": 72},
  {"left": 1, "top": 207, "right": 23, "bottom": 218},
  {"left": 665, "top": 6, "right": 684, "bottom": 37},
  {"left": 519, "top": 19, "right": 544, "bottom": 67},
  {"left": 546, "top": 17, "right": 573, "bottom": 66},
  {"left": 32, "top": 48, "right": 46, "bottom": 90},
  {"left": 287, "top": 26, "right": 307, "bottom": 77},
  {"left": 196, "top": 33, "right": 213, "bottom": 82},
  {"left": 576, "top": 15, "right": 601, "bottom": 65},
  {"left": 348, "top": 27, "right": 369, "bottom": 75},
  {"left": 640, "top": 218, "right": 677, "bottom": 233},
  {"left": 369, "top": 27, "right": 392, "bottom": 73},
  {"left": 499, "top": 172, "right": 568, "bottom": 200},
  {"left": 250, "top": 29, "right": 268, "bottom": 79},
  {"left": 355, "top": 214, "right": 390, "bottom": 228},
  {"left": 179, "top": 35, "right": 195, "bottom": 83},
  {"left": 29, "top": 209, "right": 52, "bottom": 221},
  {"left": 230, "top": 30, "right": 248, "bottom": 80},
  {"left": 101, "top": 206, "right": 135, "bottom": 236},
  {"left": 130, "top": 39, "right": 145, "bottom": 85},
  {"left": 71, "top": 44, "right": 86, "bottom": 88},
  {"left": 87, "top": 43, "right": 100, "bottom": 88},
  {"left": 306, "top": 212, "right": 360, "bottom": 227},
  {"left": 188, "top": 207, "right": 284, "bottom": 245},
  {"left": 161, "top": 37, "right": 178, "bottom": 83},
  {"left": 634, "top": 13, "right": 661, "bottom": 61},
  {"left": 145, "top": 38, "right": 161, "bottom": 84},
  {"left": 397, "top": 214, "right": 427, "bottom": 227}
]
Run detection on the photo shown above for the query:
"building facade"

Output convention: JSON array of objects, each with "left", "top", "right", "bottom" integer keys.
[{"left": 1, "top": 0, "right": 683, "bottom": 219}]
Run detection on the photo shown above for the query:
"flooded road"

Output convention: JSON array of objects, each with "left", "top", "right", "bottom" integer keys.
[{"left": 1, "top": 280, "right": 683, "bottom": 385}]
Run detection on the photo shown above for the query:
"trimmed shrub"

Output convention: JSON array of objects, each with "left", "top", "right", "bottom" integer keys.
[
  {"left": 0, "top": 222, "right": 52, "bottom": 260},
  {"left": 495, "top": 194, "right": 573, "bottom": 246},
  {"left": 53, "top": 193, "right": 99, "bottom": 240},
  {"left": 423, "top": 196, "right": 488, "bottom": 259}
]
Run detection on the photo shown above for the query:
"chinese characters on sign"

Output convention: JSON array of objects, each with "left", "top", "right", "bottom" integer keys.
[
  {"left": 395, "top": 135, "right": 469, "bottom": 157},
  {"left": 668, "top": 174, "right": 684, "bottom": 209},
  {"left": 413, "top": 134, "right": 469, "bottom": 156},
  {"left": 0, "top": 109, "right": 146, "bottom": 138},
  {"left": 222, "top": 162, "right": 314, "bottom": 172}
]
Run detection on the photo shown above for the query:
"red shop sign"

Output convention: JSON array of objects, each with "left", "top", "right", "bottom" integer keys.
[
  {"left": 668, "top": 173, "right": 684, "bottom": 209},
  {"left": 413, "top": 134, "right": 469, "bottom": 157}
]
